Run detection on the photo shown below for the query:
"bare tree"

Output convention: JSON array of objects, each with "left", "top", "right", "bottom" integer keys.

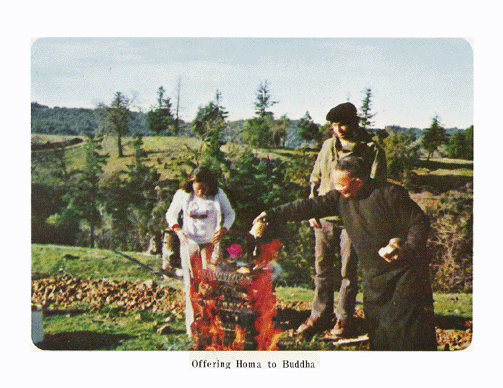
[{"left": 174, "top": 77, "right": 182, "bottom": 135}]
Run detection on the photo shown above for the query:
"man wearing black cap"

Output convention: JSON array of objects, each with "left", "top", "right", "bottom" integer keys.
[{"left": 296, "top": 102, "right": 387, "bottom": 337}]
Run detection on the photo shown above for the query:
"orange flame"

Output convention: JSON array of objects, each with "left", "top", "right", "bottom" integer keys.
[
  {"left": 189, "top": 240, "right": 283, "bottom": 351},
  {"left": 230, "top": 325, "right": 246, "bottom": 350},
  {"left": 247, "top": 239, "right": 283, "bottom": 351}
]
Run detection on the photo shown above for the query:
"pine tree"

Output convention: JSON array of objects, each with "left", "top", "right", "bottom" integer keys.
[
  {"left": 98, "top": 92, "right": 132, "bottom": 157},
  {"left": 147, "top": 86, "right": 175, "bottom": 136},
  {"left": 359, "top": 88, "right": 376, "bottom": 131},
  {"left": 243, "top": 81, "right": 279, "bottom": 148},
  {"left": 192, "top": 90, "right": 228, "bottom": 167},
  {"left": 422, "top": 115, "right": 448, "bottom": 161},
  {"left": 73, "top": 136, "right": 108, "bottom": 247},
  {"left": 254, "top": 80, "right": 278, "bottom": 119},
  {"left": 124, "top": 134, "right": 162, "bottom": 250}
]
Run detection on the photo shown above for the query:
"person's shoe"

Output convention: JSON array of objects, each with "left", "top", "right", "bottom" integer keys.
[
  {"left": 330, "top": 319, "right": 355, "bottom": 338},
  {"left": 296, "top": 316, "right": 332, "bottom": 336}
]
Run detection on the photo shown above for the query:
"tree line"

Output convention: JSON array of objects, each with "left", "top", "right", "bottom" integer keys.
[{"left": 31, "top": 83, "right": 473, "bottom": 161}]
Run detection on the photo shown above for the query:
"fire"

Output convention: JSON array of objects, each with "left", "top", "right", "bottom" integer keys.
[
  {"left": 247, "top": 239, "right": 283, "bottom": 351},
  {"left": 230, "top": 325, "right": 246, "bottom": 350},
  {"left": 188, "top": 240, "right": 283, "bottom": 351}
]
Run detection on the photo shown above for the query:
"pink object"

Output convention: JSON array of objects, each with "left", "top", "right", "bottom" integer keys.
[{"left": 226, "top": 244, "right": 242, "bottom": 258}]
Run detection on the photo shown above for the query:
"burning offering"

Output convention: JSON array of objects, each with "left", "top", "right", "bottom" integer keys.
[{"left": 188, "top": 240, "right": 283, "bottom": 350}]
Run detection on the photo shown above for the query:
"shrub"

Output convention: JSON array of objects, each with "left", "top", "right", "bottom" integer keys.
[{"left": 425, "top": 183, "right": 473, "bottom": 293}]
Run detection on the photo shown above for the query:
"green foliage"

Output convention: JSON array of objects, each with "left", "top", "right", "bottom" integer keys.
[
  {"left": 276, "top": 223, "right": 315, "bottom": 287},
  {"left": 379, "top": 130, "right": 421, "bottom": 180},
  {"left": 31, "top": 103, "right": 98, "bottom": 136},
  {"left": 222, "top": 149, "right": 313, "bottom": 284},
  {"left": 98, "top": 92, "right": 133, "bottom": 157},
  {"left": 100, "top": 173, "right": 133, "bottom": 249},
  {"left": 147, "top": 86, "right": 175, "bottom": 136},
  {"left": 254, "top": 80, "right": 278, "bottom": 119},
  {"left": 99, "top": 134, "right": 164, "bottom": 251},
  {"left": 44, "top": 199, "right": 82, "bottom": 245},
  {"left": 421, "top": 115, "right": 448, "bottom": 160},
  {"left": 192, "top": 91, "right": 228, "bottom": 167},
  {"left": 446, "top": 125, "right": 473, "bottom": 160},
  {"left": 271, "top": 115, "right": 290, "bottom": 148},
  {"left": 297, "top": 111, "right": 321, "bottom": 147},
  {"left": 242, "top": 117, "right": 274, "bottom": 148},
  {"left": 32, "top": 145, "right": 75, "bottom": 245},
  {"left": 359, "top": 87, "right": 376, "bottom": 130},
  {"left": 72, "top": 137, "right": 108, "bottom": 247},
  {"left": 243, "top": 81, "right": 285, "bottom": 149}
]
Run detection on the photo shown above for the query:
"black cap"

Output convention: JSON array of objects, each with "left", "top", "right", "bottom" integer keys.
[{"left": 326, "top": 102, "right": 358, "bottom": 124}]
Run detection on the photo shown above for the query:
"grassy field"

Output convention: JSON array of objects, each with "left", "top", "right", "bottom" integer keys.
[{"left": 32, "top": 244, "right": 472, "bottom": 351}]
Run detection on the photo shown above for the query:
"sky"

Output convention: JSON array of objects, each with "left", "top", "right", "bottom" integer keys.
[{"left": 31, "top": 37, "right": 473, "bottom": 129}]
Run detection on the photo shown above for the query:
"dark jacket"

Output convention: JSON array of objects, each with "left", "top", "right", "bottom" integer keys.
[
  {"left": 309, "top": 129, "right": 387, "bottom": 223},
  {"left": 267, "top": 182, "right": 437, "bottom": 350}
]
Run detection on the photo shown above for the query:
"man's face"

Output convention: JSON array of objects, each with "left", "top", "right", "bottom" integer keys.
[
  {"left": 332, "top": 122, "right": 357, "bottom": 140},
  {"left": 332, "top": 170, "right": 363, "bottom": 198}
]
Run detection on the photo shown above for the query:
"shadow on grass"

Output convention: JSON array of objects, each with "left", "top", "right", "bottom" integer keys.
[
  {"left": 416, "top": 159, "right": 473, "bottom": 171},
  {"left": 408, "top": 173, "right": 473, "bottom": 194},
  {"left": 434, "top": 315, "right": 472, "bottom": 331},
  {"left": 275, "top": 308, "right": 472, "bottom": 333},
  {"left": 35, "top": 331, "right": 134, "bottom": 351}
]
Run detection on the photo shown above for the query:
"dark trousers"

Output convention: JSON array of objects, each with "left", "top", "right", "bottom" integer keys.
[{"left": 311, "top": 220, "right": 358, "bottom": 322}]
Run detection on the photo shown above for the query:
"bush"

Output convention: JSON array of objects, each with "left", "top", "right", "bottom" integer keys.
[
  {"left": 379, "top": 130, "right": 420, "bottom": 181},
  {"left": 425, "top": 183, "right": 473, "bottom": 293}
]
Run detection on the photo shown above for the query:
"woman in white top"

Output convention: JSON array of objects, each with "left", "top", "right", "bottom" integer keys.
[{"left": 165, "top": 166, "right": 235, "bottom": 336}]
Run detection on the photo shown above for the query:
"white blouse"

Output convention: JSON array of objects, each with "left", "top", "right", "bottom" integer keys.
[{"left": 165, "top": 188, "right": 236, "bottom": 245}]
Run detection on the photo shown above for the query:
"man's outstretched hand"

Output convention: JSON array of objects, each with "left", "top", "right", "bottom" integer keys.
[{"left": 250, "top": 212, "right": 268, "bottom": 238}]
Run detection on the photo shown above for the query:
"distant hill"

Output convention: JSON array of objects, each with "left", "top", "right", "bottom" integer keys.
[
  {"left": 30, "top": 102, "right": 312, "bottom": 149},
  {"left": 30, "top": 102, "right": 467, "bottom": 149},
  {"left": 384, "top": 125, "right": 465, "bottom": 137},
  {"left": 31, "top": 102, "right": 150, "bottom": 137}
]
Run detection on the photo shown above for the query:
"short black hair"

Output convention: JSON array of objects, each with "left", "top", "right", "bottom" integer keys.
[{"left": 334, "top": 156, "right": 369, "bottom": 180}]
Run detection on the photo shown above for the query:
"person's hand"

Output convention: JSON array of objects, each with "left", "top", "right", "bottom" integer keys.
[
  {"left": 253, "top": 211, "right": 267, "bottom": 224},
  {"left": 381, "top": 249, "right": 402, "bottom": 262},
  {"left": 212, "top": 227, "right": 227, "bottom": 245},
  {"left": 308, "top": 218, "right": 321, "bottom": 228},
  {"left": 173, "top": 226, "right": 188, "bottom": 246},
  {"left": 378, "top": 238, "right": 403, "bottom": 263},
  {"left": 250, "top": 212, "right": 268, "bottom": 238}
]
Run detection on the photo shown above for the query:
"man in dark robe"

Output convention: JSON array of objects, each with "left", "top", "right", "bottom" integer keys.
[{"left": 253, "top": 156, "right": 437, "bottom": 351}]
